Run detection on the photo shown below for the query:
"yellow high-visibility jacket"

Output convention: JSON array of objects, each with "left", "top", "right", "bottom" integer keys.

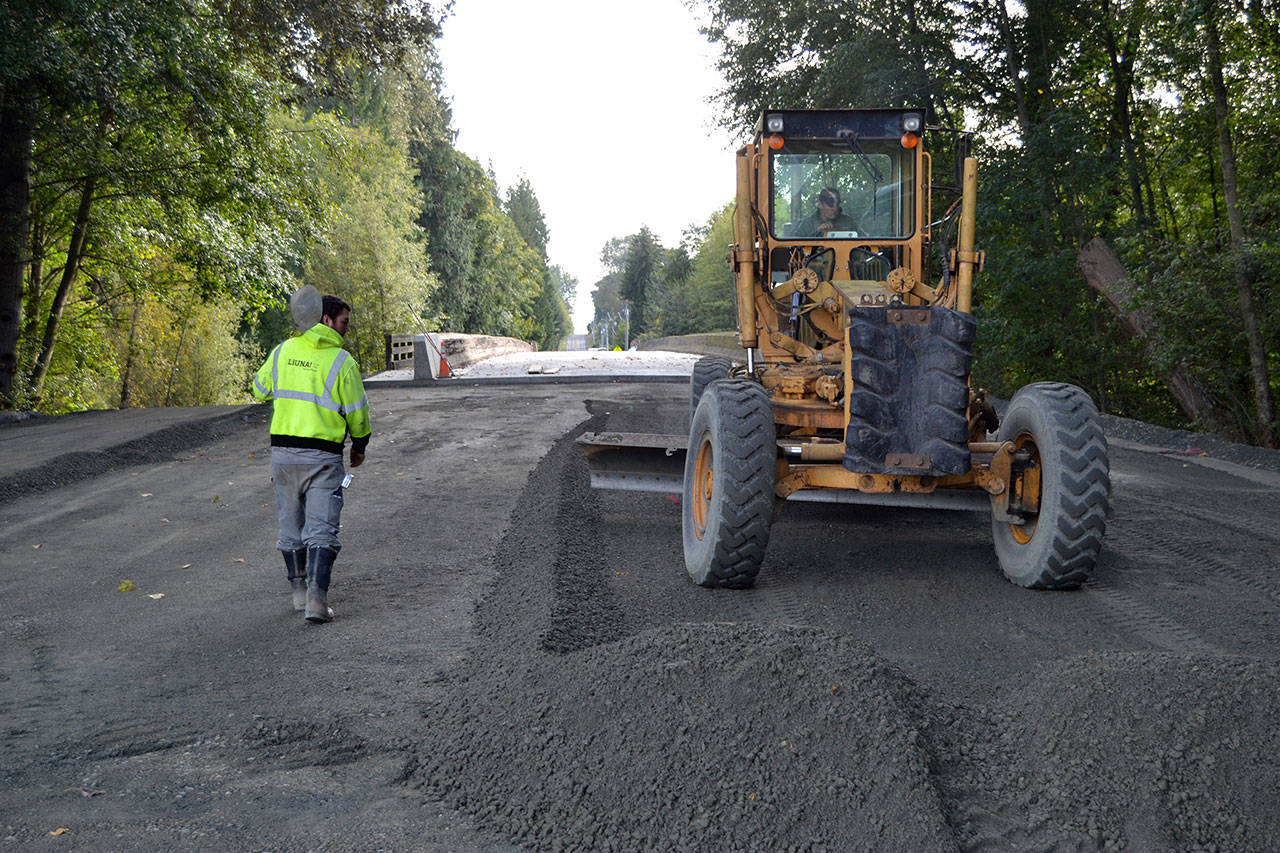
[{"left": 252, "top": 323, "right": 371, "bottom": 454}]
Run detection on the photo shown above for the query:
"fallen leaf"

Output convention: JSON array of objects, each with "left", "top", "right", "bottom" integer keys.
[
  {"left": 117, "top": 580, "right": 135, "bottom": 592},
  {"left": 247, "top": 453, "right": 255, "bottom": 459},
  {"left": 213, "top": 495, "right": 220, "bottom": 502},
  {"left": 49, "top": 828, "right": 70, "bottom": 836},
  {"left": 147, "top": 593, "right": 165, "bottom": 600},
  {"left": 63, "top": 787, "right": 104, "bottom": 798}
]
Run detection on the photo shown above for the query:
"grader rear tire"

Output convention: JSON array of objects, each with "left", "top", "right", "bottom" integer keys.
[
  {"left": 689, "top": 356, "right": 733, "bottom": 421},
  {"left": 682, "top": 378, "right": 776, "bottom": 588},
  {"left": 992, "top": 382, "right": 1110, "bottom": 589}
]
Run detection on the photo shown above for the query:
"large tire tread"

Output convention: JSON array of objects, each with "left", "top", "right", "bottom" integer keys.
[
  {"left": 683, "top": 378, "right": 776, "bottom": 589},
  {"left": 994, "top": 382, "right": 1110, "bottom": 590},
  {"left": 689, "top": 356, "right": 734, "bottom": 422}
]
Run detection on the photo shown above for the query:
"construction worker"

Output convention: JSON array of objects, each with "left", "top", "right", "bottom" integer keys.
[
  {"left": 793, "top": 187, "right": 858, "bottom": 238},
  {"left": 252, "top": 292, "right": 370, "bottom": 624}
]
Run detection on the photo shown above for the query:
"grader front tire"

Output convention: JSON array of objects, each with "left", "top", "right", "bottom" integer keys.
[
  {"left": 682, "top": 378, "right": 776, "bottom": 589},
  {"left": 689, "top": 356, "right": 734, "bottom": 421},
  {"left": 992, "top": 382, "right": 1110, "bottom": 589}
]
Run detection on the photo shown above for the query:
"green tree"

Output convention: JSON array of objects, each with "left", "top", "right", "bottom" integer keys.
[
  {"left": 620, "top": 227, "right": 664, "bottom": 338},
  {"left": 504, "top": 176, "right": 571, "bottom": 350},
  {"left": 1, "top": 0, "right": 440, "bottom": 408},
  {"left": 300, "top": 115, "right": 437, "bottom": 370},
  {"left": 504, "top": 176, "right": 550, "bottom": 259}
]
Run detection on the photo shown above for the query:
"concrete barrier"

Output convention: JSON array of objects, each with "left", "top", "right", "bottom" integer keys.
[
  {"left": 412, "top": 334, "right": 442, "bottom": 380},
  {"left": 637, "top": 332, "right": 744, "bottom": 363},
  {"left": 407, "top": 333, "right": 537, "bottom": 380},
  {"left": 440, "top": 333, "right": 536, "bottom": 370}
]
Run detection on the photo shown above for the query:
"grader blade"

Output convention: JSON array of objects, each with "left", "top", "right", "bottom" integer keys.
[{"left": 577, "top": 432, "right": 688, "bottom": 493}]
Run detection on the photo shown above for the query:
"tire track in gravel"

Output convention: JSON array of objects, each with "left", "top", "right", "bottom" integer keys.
[
  {"left": 1110, "top": 519, "right": 1280, "bottom": 607},
  {"left": 1156, "top": 505, "right": 1280, "bottom": 601},
  {"left": 1083, "top": 576, "right": 1222, "bottom": 654}
]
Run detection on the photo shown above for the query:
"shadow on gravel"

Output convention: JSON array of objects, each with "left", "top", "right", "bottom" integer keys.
[{"left": 403, "top": 415, "right": 1280, "bottom": 852}]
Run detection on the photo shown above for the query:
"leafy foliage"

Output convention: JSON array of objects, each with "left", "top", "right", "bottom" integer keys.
[
  {"left": 2, "top": 0, "right": 572, "bottom": 410},
  {"left": 298, "top": 115, "right": 436, "bottom": 370},
  {"left": 590, "top": 206, "right": 738, "bottom": 343}
]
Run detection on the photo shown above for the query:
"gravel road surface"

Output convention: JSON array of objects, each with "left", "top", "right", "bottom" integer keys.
[{"left": 2, "top": 370, "right": 1279, "bottom": 851}]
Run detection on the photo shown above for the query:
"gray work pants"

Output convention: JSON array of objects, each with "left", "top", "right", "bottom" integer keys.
[{"left": 272, "top": 460, "right": 345, "bottom": 552}]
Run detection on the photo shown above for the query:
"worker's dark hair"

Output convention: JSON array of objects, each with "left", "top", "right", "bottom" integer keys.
[{"left": 322, "top": 294, "right": 350, "bottom": 320}]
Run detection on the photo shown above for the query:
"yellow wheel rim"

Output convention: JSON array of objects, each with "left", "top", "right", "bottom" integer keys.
[
  {"left": 1008, "top": 432, "right": 1042, "bottom": 545},
  {"left": 692, "top": 435, "right": 714, "bottom": 540}
]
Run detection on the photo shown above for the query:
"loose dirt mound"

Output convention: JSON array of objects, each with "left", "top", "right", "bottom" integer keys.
[
  {"left": 406, "top": 419, "right": 955, "bottom": 851},
  {"left": 403, "top": 415, "right": 1280, "bottom": 851},
  {"left": 930, "top": 652, "right": 1280, "bottom": 851},
  {"left": 412, "top": 624, "right": 957, "bottom": 852}
]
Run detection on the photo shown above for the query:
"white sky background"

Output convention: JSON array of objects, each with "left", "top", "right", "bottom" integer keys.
[{"left": 437, "top": 0, "right": 738, "bottom": 334}]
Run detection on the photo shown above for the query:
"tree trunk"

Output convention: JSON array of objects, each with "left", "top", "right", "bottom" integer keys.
[
  {"left": 993, "top": 0, "right": 1032, "bottom": 137},
  {"left": 0, "top": 89, "right": 34, "bottom": 406},
  {"left": 22, "top": 211, "right": 44, "bottom": 348},
  {"left": 27, "top": 174, "right": 96, "bottom": 398},
  {"left": 1158, "top": 172, "right": 1180, "bottom": 244},
  {"left": 1100, "top": 0, "right": 1147, "bottom": 224},
  {"left": 164, "top": 302, "right": 192, "bottom": 407},
  {"left": 119, "top": 296, "right": 142, "bottom": 408},
  {"left": 1076, "top": 237, "right": 1220, "bottom": 424},
  {"left": 1205, "top": 2, "right": 1277, "bottom": 447}
]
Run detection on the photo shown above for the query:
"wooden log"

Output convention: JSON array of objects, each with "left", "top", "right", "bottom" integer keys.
[{"left": 1076, "top": 236, "right": 1218, "bottom": 422}]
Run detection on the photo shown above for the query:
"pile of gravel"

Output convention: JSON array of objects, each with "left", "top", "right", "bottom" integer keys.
[
  {"left": 0, "top": 408, "right": 263, "bottom": 503},
  {"left": 405, "top": 420, "right": 952, "bottom": 850},
  {"left": 1100, "top": 412, "right": 1280, "bottom": 473},
  {"left": 928, "top": 653, "right": 1280, "bottom": 850},
  {"left": 402, "top": 417, "right": 1280, "bottom": 851},
  {"left": 411, "top": 623, "right": 957, "bottom": 852}
]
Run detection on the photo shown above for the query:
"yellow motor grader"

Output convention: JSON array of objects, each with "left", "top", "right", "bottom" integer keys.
[{"left": 580, "top": 108, "right": 1110, "bottom": 589}]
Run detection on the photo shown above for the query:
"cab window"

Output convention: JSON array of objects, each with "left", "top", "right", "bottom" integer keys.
[{"left": 770, "top": 138, "right": 915, "bottom": 240}]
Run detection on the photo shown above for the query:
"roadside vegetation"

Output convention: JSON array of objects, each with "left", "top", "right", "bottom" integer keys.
[
  {"left": 593, "top": 0, "right": 1278, "bottom": 446},
  {"left": 0, "top": 0, "right": 572, "bottom": 414}
]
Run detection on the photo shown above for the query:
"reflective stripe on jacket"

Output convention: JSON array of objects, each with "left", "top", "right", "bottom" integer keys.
[{"left": 251, "top": 323, "right": 371, "bottom": 454}]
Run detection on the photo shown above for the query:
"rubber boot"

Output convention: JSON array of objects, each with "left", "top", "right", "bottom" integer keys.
[
  {"left": 281, "top": 548, "right": 308, "bottom": 611},
  {"left": 305, "top": 545, "right": 338, "bottom": 623}
]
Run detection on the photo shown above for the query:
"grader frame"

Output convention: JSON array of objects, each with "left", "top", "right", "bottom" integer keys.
[{"left": 579, "top": 108, "right": 1109, "bottom": 590}]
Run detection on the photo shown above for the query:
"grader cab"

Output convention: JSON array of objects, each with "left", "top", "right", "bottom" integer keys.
[{"left": 580, "top": 108, "right": 1110, "bottom": 590}]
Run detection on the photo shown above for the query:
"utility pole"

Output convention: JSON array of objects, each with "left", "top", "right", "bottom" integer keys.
[{"left": 622, "top": 302, "right": 630, "bottom": 350}]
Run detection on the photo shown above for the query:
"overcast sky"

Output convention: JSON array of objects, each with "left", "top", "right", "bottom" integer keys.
[{"left": 436, "top": 0, "right": 739, "bottom": 334}]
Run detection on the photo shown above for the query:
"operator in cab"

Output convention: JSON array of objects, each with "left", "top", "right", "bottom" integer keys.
[{"left": 794, "top": 187, "right": 857, "bottom": 238}]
